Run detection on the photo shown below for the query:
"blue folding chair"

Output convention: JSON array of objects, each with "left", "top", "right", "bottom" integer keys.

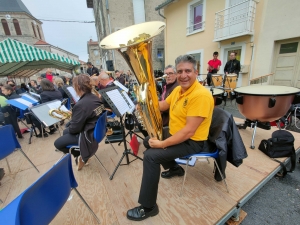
[
  {"left": 107, "top": 111, "right": 116, "bottom": 120},
  {"left": 67, "top": 111, "right": 117, "bottom": 176},
  {"left": 180, "top": 149, "right": 229, "bottom": 196},
  {"left": 0, "top": 125, "right": 39, "bottom": 173},
  {"left": 0, "top": 154, "right": 100, "bottom": 224}
]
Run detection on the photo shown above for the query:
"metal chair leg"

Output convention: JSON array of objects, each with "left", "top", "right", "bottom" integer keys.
[
  {"left": 19, "top": 148, "right": 39, "bottom": 173},
  {"left": 0, "top": 199, "right": 3, "bottom": 204},
  {"left": 212, "top": 158, "right": 229, "bottom": 193},
  {"left": 5, "top": 158, "right": 11, "bottom": 173},
  {"left": 206, "top": 158, "right": 210, "bottom": 164},
  {"left": 94, "top": 154, "right": 110, "bottom": 176},
  {"left": 105, "top": 135, "right": 118, "bottom": 155},
  {"left": 180, "top": 156, "right": 192, "bottom": 197},
  {"left": 72, "top": 188, "right": 101, "bottom": 224}
]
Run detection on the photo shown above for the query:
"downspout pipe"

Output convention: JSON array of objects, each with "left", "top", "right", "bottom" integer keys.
[
  {"left": 155, "top": 0, "right": 175, "bottom": 18},
  {"left": 105, "top": 0, "right": 115, "bottom": 68},
  {"left": 157, "top": 9, "right": 166, "bottom": 19}
]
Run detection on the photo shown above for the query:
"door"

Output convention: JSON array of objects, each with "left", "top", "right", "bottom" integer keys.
[
  {"left": 224, "top": 47, "right": 242, "bottom": 86},
  {"left": 272, "top": 39, "right": 300, "bottom": 87}
]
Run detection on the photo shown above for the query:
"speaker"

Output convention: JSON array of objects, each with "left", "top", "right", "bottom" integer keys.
[{"left": 106, "top": 60, "right": 114, "bottom": 71}]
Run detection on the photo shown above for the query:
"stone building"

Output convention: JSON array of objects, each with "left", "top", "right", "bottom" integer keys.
[
  {"left": 87, "top": 39, "right": 102, "bottom": 70},
  {"left": 86, "top": 0, "right": 166, "bottom": 73}
]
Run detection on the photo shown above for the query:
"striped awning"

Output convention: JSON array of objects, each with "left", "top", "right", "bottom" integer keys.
[{"left": 0, "top": 38, "right": 80, "bottom": 77}]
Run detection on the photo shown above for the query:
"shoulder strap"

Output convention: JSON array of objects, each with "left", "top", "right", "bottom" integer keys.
[{"left": 273, "top": 148, "right": 296, "bottom": 178}]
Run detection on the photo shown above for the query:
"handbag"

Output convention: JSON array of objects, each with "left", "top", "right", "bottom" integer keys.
[{"left": 258, "top": 130, "right": 296, "bottom": 177}]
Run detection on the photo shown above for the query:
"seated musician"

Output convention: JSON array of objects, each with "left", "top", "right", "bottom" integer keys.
[
  {"left": 54, "top": 74, "right": 104, "bottom": 171},
  {"left": 98, "top": 72, "right": 115, "bottom": 111},
  {"left": 127, "top": 54, "right": 214, "bottom": 221},
  {"left": 160, "top": 65, "right": 178, "bottom": 127}
]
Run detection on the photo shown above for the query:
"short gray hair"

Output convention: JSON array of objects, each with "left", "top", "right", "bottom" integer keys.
[
  {"left": 164, "top": 65, "right": 176, "bottom": 73},
  {"left": 175, "top": 55, "right": 197, "bottom": 71},
  {"left": 99, "top": 73, "right": 109, "bottom": 80}
]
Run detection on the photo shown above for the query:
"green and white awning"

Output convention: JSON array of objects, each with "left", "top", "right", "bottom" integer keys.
[{"left": 0, "top": 38, "right": 80, "bottom": 77}]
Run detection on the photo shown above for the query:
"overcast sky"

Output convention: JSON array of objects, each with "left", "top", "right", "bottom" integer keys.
[{"left": 22, "top": 0, "right": 97, "bottom": 62}]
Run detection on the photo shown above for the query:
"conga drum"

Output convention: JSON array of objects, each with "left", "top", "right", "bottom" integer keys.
[
  {"left": 205, "top": 87, "right": 224, "bottom": 106},
  {"left": 224, "top": 74, "right": 237, "bottom": 97},
  {"left": 212, "top": 75, "right": 223, "bottom": 87}
]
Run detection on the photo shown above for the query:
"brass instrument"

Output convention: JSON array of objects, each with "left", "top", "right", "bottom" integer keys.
[
  {"left": 100, "top": 21, "right": 165, "bottom": 140},
  {"left": 49, "top": 105, "right": 72, "bottom": 120}
]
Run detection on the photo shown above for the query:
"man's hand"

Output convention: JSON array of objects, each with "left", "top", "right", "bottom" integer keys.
[{"left": 149, "top": 138, "right": 165, "bottom": 149}]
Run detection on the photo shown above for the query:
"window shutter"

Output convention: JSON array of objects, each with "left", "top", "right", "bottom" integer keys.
[
  {"left": 1, "top": 19, "right": 11, "bottom": 35},
  {"left": 31, "top": 22, "right": 37, "bottom": 37},
  {"left": 13, "top": 19, "right": 22, "bottom": 35}
]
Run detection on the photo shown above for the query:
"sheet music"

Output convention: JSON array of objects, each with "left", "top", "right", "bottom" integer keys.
[
  {"left": 67, "top": 86, "right": 80, "bottom": 102},
  {"left": 15, "top": 98, "right": 32, "bottom": 107},
  {"left": 21, "top": 93, "right": 38, "bottom": 102},
  {"left": 47, "top": 101, "right": 69, "bottom": 112},
  {"left": 106, "top": 89, "right": 130, "bottom": 115},
  {"left": 30, "top": 92, "right": 41, "bottom": 99},
  {"left": 122, "top": 92, "right": 135, "bottom": 113},
  {"left": 114, "top": 80, "right": 129, "bottom": 92}
]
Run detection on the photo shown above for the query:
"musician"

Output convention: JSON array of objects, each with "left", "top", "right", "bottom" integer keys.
[
  {"left": 127, "top": 55, "right": 214, "bottom": 221},
  {"left": 54, "top": 74, "right": 104, "bottom": 171},
  {"left": 160, "top": 65, "right": 178, "bottom": 127},
  {"left": 90, "top": 76, "right": 101, "bottom": 98},
  {"left": 224, "top": 52, "right": 241, "bottom": 76},
  {"left": 87, "top": 62, "right": 99, "bottom": 76},
  {"left": 115, "top": 70, "right": 126, "bottom": 85},
  {"left": 207, "top": 51, "right": 221, "bottom": 86},
  {"left": 98, "top": 72, "right": 115, "bottom": 110},
  {"left": 54, "top": 77, "right": 68, "bottom": 99}
]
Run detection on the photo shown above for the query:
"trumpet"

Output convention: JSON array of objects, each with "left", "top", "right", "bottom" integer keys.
[{"left": 49, "top": 104, "right": 72, "bottom": 120}]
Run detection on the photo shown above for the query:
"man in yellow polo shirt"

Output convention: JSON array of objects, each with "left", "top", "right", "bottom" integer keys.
[{"left": 127, "top": 55, "right": 214, "bottom": 221}]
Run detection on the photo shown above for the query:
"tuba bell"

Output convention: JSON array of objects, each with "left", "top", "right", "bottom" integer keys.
[{"left": 100, "top": 21, "right": 165, "bottom": 140}]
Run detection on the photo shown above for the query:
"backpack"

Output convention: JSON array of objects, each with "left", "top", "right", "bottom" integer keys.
[{"left": 258, "top": 130, "right": 296, "bottom": 177}]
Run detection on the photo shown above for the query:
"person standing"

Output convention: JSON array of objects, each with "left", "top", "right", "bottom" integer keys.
[
  {"left": 224, "top": 52, "right": 241, "bottom": 76},
  {"left": 207, "top": 52, "right": 222, "bottom": 86},
  {"left": 126, "top": 55, "right": 214, "bottom": 221},
  {"left": 87, "top": 62, "right": 100, "bottom": 76},
  {"left": 115, "top": 70, "right": 126, "bottom": 85}
]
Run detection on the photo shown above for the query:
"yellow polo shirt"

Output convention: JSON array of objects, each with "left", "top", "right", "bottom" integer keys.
[{"left": 165, "top": 81, "right": 214, "bottom": 141}]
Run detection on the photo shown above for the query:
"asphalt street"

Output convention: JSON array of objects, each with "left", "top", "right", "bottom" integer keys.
[{"left": 220, "top": 101, "right": 300, "bottom": 225}]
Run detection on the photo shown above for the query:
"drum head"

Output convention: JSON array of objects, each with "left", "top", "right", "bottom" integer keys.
[
  {"left": 205, "top": 87, "right": 224, "bottom": 96},
  {"left": 212, "top": 75, "right": 222, "bottom": 77},
  {"left": 227, "top": 74, "right": 237, "bottom": 77},
  {"left": 234, "top": 85, "right": 300, "bottom": 96}
]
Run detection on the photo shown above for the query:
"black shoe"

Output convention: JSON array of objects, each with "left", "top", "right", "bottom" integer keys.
[
  {"left": 49, "top": 128, "right": 57, "bottom": 135},
  {"left": 127, "top": 205, "right": 159, "bottom": 221},
  {"left": 161, "top": 166, "right": 185, "bottom": 179},
  {"left": 36, "top": 133, "right": 48, "bottom": 138}
]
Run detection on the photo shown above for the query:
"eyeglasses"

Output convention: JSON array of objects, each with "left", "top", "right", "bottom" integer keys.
[{"left": 166, "top": 72, "right": 175, "bottom": 76}]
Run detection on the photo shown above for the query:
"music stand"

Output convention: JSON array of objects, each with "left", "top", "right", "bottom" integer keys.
[
  {"left": 63, "top": 86, "right": 80, "bottom": 104},
  {"left": 30, "top": 100, "right": 67, "bottom": 139},
  {"left": 99, "top": 86, "right": 143, "bottom": 180}
]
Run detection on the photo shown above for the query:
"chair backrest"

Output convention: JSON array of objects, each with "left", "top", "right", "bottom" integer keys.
[
  {"left": 1, "top": 154, "right": 78, "bottom": 225},
  {"left": 0, "top": 125, "right": 21, "bottom": 159},
  {"left": 94, "top": 111, "right": 107, "bottom": 143}
]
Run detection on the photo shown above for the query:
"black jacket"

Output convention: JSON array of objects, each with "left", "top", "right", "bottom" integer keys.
[
  {"left": 68, "top": 93, "right": 104, "bottom": 162},
  {"left": 58, "top": 86, "right": 69, "bottom": 99},
  {"left": 87, "top": 66, "right": 99, "bottom": 76},
  {"left": 116, "top": 75, "right": 125, "bottom": 85},
  {"left": 40, "top": 90, "right": 62, "bottom": 103},
  {"left": 208, "top": 108, "right": 247, "bottom": 181},
  {"left": 224, "top": 59, "right": 241, "bottom": 75}
]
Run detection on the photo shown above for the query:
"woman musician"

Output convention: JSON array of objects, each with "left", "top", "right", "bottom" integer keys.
[{"left": 54, "top": 74, "right": 105, "bottom": 171}]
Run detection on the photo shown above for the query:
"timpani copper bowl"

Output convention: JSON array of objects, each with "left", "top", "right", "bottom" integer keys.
[
  {"left": 205, "top": 86, "right": 224, "bottom": 106},
  {"left": 234, "top": 85, "right": 300, "bottom": 122}
]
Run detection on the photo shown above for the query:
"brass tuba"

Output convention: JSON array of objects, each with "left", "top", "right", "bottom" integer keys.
[{"left": 100, "top": 21, "right": 165, "bottom": 140}]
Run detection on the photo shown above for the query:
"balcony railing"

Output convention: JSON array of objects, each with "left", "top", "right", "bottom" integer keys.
[
  {"left": 186, "top": 21, "right": 205, "bottom": 35},
  {"left": 214, "top": 0, "right": 257, "bottom": 41}
]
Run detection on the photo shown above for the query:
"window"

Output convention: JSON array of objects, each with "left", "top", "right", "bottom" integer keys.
[
  {"left": 187, "top": 0, "right": 205, "bottom": 35},
  {"left": 96, "top": 60, "right": 100, "bottom": 65},
  {"left": 190, "top": 53, "right": 201, "bottom": 72},
  {"left": 1, "top": 19, "right": 11, "bottom": 35},
  {"left": 13, "top": 19, "right": 22, "bottom": 35},
  {"left": 36, "top": 25, "right": 42, "bottom": 39},
  {"left": 279, "top": 42, "right": 299, "bottom": 54},
  {"left": 157, "top": 48, "right": 164, "bottom": 59},
  {"left": 31, "top": 22, "right": 37, "bottom": 37},
  {"left": 94, "top": 50, "right": 99, "bottom": 56}
]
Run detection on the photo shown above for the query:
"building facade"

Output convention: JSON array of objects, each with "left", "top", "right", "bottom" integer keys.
[
  {"left": 86, "top": 0, "right": 166, "bottom": 72},
  {"left": 161, "top": 0, "right": 300, "bottom": 88},
  {"left": 87, "top": 39, "right": 102, "bottom": 69}
]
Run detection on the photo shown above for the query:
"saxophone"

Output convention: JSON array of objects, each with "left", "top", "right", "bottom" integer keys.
[
  {"left": 49, "top": 104, "right": 72, "bottom": 120},
  {"left": 100, "top": 21, "right": 165, "bottom": 140}
]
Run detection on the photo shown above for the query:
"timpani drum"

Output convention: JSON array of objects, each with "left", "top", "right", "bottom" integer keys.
[
  {"left": 205, "top": 87, "right": 224, "bottom": 106},
  {"left": 234, "top": 85, "right": 300, "bottom": 122},
  {"left": 212, "top": 75, "right": 223, "bottom": 87},
  {"left": 224, "top": 74, "right": 237, "bottom": 96}
]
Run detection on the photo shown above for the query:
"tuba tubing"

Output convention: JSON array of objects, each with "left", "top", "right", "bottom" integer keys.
[{"left": 100, "top": 21, "right": 165, "bottom": 140}]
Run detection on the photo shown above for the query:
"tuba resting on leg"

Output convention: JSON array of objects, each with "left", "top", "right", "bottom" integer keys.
[{"left": 100, "top": 21, "right": 165, "bottom": 140}]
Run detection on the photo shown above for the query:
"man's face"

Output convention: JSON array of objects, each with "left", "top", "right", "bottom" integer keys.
[
  {"left": 164, "top": 68, "right": 177, "bottom": 84},
  {"left": 30, "top": 81, "right": 35, "bottom": 87},
  {"left": 88, "top": 64, "right": 92, "bottom": 68},
  {"left": 213, "top": 54, "right": 218, "bottom": 60},
  {"left": 1, "top": 87, "right": 10, "bottom": 96},
  {"left": 37, "top": 78, "right": 41, "bottom": 83},
  {"left": 230, "top": 53, "right": 236, "bottom": 60},
  {"left": 176, "top": 62, "right": 198, "bottom": 91},
  {"left": 115, "top": 72, "right": 120, "bottom": 77}
]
